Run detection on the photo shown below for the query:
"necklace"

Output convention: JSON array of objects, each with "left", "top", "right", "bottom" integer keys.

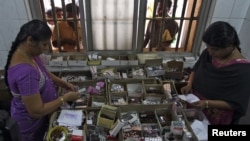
[
  {"left": 213, "top": 49, "right": 236, "bottom": 67},
  {"left": 16, "top": 49, "right": 37, "bottom": 67}
]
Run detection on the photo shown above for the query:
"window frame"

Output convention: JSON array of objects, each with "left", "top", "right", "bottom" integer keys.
[{"left": 28, "top": 0, "right": 213, "bottom": 59}]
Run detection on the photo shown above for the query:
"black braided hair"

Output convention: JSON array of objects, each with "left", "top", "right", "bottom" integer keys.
[{"left": 4, "top": 19, "right": 52, "bottom": 86}]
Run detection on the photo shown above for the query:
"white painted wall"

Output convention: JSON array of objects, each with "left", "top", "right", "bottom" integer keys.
[
  {"left": 0, "top": 0, "right": 31, "bottom": 69},
  {"left": 0, "top": 0, "right": 250, "bottom": 69},
  {"left": 204, "top": 0, "right": 250, "bottom": 59}
]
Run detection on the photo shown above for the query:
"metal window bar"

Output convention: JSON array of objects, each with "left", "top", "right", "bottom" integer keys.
[
  {"left": 148, "top": 0, "right": 179, "bottom": 51},
  {"left": 183, "top": 0, "right": 198, "bottom": 51},
  {"left": 85, "top": 0, "right": 93, "bottom": 51},
  {"left": 157, "top": 0, "right": 169, "bottom": 50},
  {"left": 79, "top": 0, "right": 87, "bottom": 52},
  {"left": 102, "top": 0, "right": 108, "bottom": 50},
  {"left": 39, "top": 0, "right": 46, "bottom": 22},
  {"left": 43, "top": 0, "right": 82, "bottom": 52},
  {"left": 146, "top": 0, "right": 200, "bottom": 52},
  {"left": 61, "top": 0, "right": 66, "bottom": 20},
  {"left": 40, "top": 0, "right": 60, "bottom": 51},
  {"left": 172, "top": 0, "right": 177, "bottom": 18},
  {"left": 175, "top": 0, "right": 199, "bottom": 52},
  {"left": 132, "top": 0, "right": 139, "bottom": 52},
  {"left": 136, "top": 0, "right": 147, "bottom": 53},
  {"left": 71, "top": 0, "right": 80, "bottom": 52},
  {"left": 50, "top": 0, "right": 61, "bottom": 52},
  {"left": 172, "top": 0, "right": 178, "bottom": 51},
  {"left": 39, "top": 0, "right": 203, "bottom": 53},
  {"left": 148, "top": 0, "right": 160, "bottom": 52},
  {"left": 40, "top": 0, "right": 53, "bottom": 53},
  {"left": 175, "top": 0, "right": 188, "bottom": 52}
]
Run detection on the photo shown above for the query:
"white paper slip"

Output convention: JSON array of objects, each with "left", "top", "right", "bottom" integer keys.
[
  {"left": 57, "top": 110, "right": 83, "bottom": 126},
  {"left": 191, "top": 119, "right": 208, "bottom": 141},
  {"left": 72, "top": 129, "right": 83, "bottom": 136},
  {"left": 178, "top": 93, "right": 200, "bottom": 103}
]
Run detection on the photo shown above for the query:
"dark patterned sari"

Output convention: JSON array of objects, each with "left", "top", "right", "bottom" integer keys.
[{"left": 191, "top": 49, "right": 250, "bottom": 124}]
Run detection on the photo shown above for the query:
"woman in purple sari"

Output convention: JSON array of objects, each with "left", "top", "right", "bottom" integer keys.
[
  {"left": 181, "top": 21, "right": 250, "bottom": 125},
  {"left": 4, "top": 19, "right": 81, "bottom": 141}
]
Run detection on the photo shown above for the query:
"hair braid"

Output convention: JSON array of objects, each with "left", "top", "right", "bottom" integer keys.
[{"left": 4, "top": 19, "right": 51, "bottom": 87}]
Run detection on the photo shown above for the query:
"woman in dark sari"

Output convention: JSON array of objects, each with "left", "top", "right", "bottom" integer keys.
[{"left": 181, "top": 21, "right": 250, "bottom": 125}]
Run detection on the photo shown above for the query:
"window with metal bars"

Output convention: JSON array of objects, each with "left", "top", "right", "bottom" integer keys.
[
  {"left": 34, "top": 0, "right": 211, "bottom": 56},
  {"left": 144, "top": 0, "right": 201, "bottom": 52}
]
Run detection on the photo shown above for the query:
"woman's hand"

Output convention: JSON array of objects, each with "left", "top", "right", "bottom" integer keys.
[
  {"left": 191, "top": 100, "right": 207, "bottom": 109},
  {"left": 180, "top": 84, "right": 192, "bottom": 94},
  {"left": 64, "top": 82, "right": 77, "bottom": 91},
  {"left": 63, "top": 91, "right": 81, "bottom": 102}
]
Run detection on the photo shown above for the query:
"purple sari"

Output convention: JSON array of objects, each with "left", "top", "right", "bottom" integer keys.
[{"left": 7, "top": 56, "right": 57, "bottom": 141}]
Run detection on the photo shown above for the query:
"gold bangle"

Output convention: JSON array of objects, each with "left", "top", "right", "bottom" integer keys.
[
  {"left": 205, "top": 100, "right": 209, "bottom": 108},
  {"left": 59, "top": 96, "right": 64, "bottom": 105}
]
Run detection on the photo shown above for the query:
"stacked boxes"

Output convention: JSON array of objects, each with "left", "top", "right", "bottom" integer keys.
[
  {"left": 108, "top": 78, "right": 176, "bottom": 106},
  {"left": 45, "top": 54, "right": 204, "bottom": 141},
  {"left": 118, "top": 104, "right": 175, "bottom": 141}
]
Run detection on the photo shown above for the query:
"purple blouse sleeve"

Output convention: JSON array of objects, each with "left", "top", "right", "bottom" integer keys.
[{"left": 11, "top": 64, "right": 40, "bottom": 96}]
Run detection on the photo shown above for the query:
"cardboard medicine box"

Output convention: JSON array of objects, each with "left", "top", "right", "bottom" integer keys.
[
  {"left": 101, "top": 55, "right": 120, "bottom": 66},
  {"left": 164, "top": 60, "right": 184, "bottom": 80},
  {"left": 144, "top": 59, "right": 165, "bottom": 77},
  {"left": 96, "top": 105, "right": 118, "bottom": 129},
  {"left": 137, "top": 53, "right": 161, "bottom": 65},
  {"left": 120, "top": 55, "right": 139, "bottom": 66},
  {"left": 49, "top": 55, "right": 68, "bottom": 67},
  {"left": 68, "top": 55, "right": 87, "bottom": 66}
]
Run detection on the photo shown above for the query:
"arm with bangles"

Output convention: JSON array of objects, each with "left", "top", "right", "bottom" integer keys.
[
  {"left": 22, "top": 91, "right": 79, "bottom": 119},
  {"left": 48, "top": 71, "right": 76, "bottom": 91},
  {"left": 180, "top": 72, "right": 234, "bottom": 110},
  {"left": 21, "top": 70, "right": 79, "bottom": 119},
  {"left": 192, "top": 99, "right": 234, "bottom": 110}
]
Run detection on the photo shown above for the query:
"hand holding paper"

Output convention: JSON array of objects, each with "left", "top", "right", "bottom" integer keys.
[{"left": 178, "top": 93, "right": 200, "bottom": 103}]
